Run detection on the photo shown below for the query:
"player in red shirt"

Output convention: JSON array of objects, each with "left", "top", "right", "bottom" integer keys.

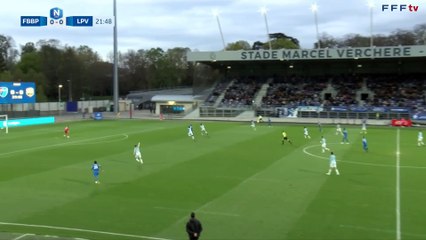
[{"left": 64, "top": 126, "right": 70, "bottom": 138}]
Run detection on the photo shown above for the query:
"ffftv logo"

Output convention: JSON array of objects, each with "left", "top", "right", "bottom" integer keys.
[{"left": 381, "top": 4, "right": 419, "bottom": 12}]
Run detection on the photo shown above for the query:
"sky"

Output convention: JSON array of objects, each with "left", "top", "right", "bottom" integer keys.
[{"left": 1, "top": 0, "right": 425, "bottom": 60}]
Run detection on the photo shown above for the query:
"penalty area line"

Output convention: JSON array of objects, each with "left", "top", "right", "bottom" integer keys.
[
  {"left": 302, "top": 144, "right": 426, "bottom": 170},
  {"left": 0, "top": 133, "right": 129, "bottom": 158},
  {"left": 0, "top": 222, "right": 173, "bottom": 240},
  {"left": 13, "top": 233, "right": 35, "bottom": 240}
]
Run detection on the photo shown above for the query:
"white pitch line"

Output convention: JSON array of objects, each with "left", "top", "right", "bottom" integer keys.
[
  {"left": 0, "top": 133, "right": 129, "bottom": 158},
  {"left": 67, "top": 134, "right": 129, "bottom": 146},
  {"left": 13, "top": 233, "right": 34, "bottom": 240},
  {"left": 0, "top": 126, "right": 164, "bottom": 158},
  {"left": 0, "top": 222, "right": 173, "bottom": 240},
  {"left": 303, "top": 144, "right": 426, "bottom": 170},
  {"left": 396, "top": 128, "right": 401, "bottom": 240}
]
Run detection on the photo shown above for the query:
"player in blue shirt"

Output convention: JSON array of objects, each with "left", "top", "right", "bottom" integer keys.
[
  {"left": 341, "top": 128, "right": 349, "bottom": 144},
  {"left": 362, "top": 136, "right": 368, "bottom": 152},
  {"left": 326, "top": 152, "right": 340, "bottom": 175},
  {"left": 92, "top": 161, "right": 101, "bottom": 184}
]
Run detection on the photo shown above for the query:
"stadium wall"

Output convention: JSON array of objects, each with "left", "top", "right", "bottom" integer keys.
[{"left": 0, "top": 100, "right": 111, "bottom": 118}]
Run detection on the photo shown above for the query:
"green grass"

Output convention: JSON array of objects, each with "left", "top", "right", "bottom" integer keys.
[{"left": 0, "top": 119, "right": 425, "bottom": 240}]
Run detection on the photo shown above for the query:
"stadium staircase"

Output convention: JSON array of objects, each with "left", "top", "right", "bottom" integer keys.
[
  {"left": 253, "top": 78, "right": 273, "bottom": 107},
  {"left": 235, "top": 78, "right": 273, "bottom": 120},
  {"left": 194, "top": 78, "right": 271, "bottom": 120},
  {"left": 356, "top": 78, "right": 374, "bottom": 105},
  {"left": 183, "top": 107, "right": 200, "bottom": 119},
  {"left": 213, "top": 80, "right": 235, "bottom": 107},
  {"left": 320, "top": 83, "right": 337, "bottom": 99}
]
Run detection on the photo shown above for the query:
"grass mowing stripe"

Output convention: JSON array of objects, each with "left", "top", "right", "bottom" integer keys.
[
  {"left": 153, "top": 206, "right": 240, "bottom": 217},
  {"left": 156, "top": 129, "right": 300, "bottom": 238},
  {"left": 10, "top": 124, "right": 279, "bottom": 239},
  {"left": 339, "top": 224, "right": 426, "bottom": 238},
  {"left": 159, "top": 130, "right": 332, "bottom": 239},
  {"left": 0, "top": 222, "right": 174, "bottom": 240},
  {"left": 0, "top": 124, "right": 165, "bottom": 158},
  {"left": 396, "top": 128, "right": 401, "bottom": 240},
  {"left": 1, "top": 122, "right": 425, "bottom": 239}
]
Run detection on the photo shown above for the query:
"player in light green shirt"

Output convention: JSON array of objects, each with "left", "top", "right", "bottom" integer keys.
[
  {"left": 326, "top": 152, "right": 340, "bottom": 175},
  {"left": 281, "top": 131, "right": 292, "bottom": 145}
]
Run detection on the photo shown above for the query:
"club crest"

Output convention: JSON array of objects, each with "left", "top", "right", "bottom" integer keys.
[{"left": 0, "top": 87, "right": 8, "bottom": 98}]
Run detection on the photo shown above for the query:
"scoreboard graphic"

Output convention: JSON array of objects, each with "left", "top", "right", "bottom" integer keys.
[
  {"left": 50, "top": 7, "right": 65, "bottom": 26},
  {"left": 20, "top": 7, "right": 112, "bottom": 27},
  {"left": 0, "top": 82, "right": 36, "bottom": 104}
]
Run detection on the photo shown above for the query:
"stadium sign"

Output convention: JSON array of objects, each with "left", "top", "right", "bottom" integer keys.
[
  {"left": 0, "top": 82, "right": 36, "bottom": 104},
  {"left": 188, "top": 45, "right": 426, "bottom": 61},
  {"left": 413, "top": 112, "right": 426, "bottom": 120},
  {"left": 0, "top": 117, "right": 54, "bottom": 128}
]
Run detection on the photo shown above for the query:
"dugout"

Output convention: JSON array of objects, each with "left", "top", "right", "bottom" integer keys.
[
  {"left": 127, "top": 87, "right": 193, "bottom": 110},
  {"left": 151, "top": 95, "right": 199, "bottom": 116}
]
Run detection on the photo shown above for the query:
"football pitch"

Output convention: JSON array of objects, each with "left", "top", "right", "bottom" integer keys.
[{"left": 0, "top": 119, "right": 425, "bottom": 240}]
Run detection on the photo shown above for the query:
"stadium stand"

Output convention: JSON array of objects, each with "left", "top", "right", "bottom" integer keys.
[
  {"left": 198, "top": 73, "right": 425, "bottom": 120},
  {"left": 218, "top": 76, "right": 264, "bottom": 108}
]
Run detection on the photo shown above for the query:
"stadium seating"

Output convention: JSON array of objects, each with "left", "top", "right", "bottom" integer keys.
[{"left": 203, "top": 74, "right": 426, "bottom": 112}]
